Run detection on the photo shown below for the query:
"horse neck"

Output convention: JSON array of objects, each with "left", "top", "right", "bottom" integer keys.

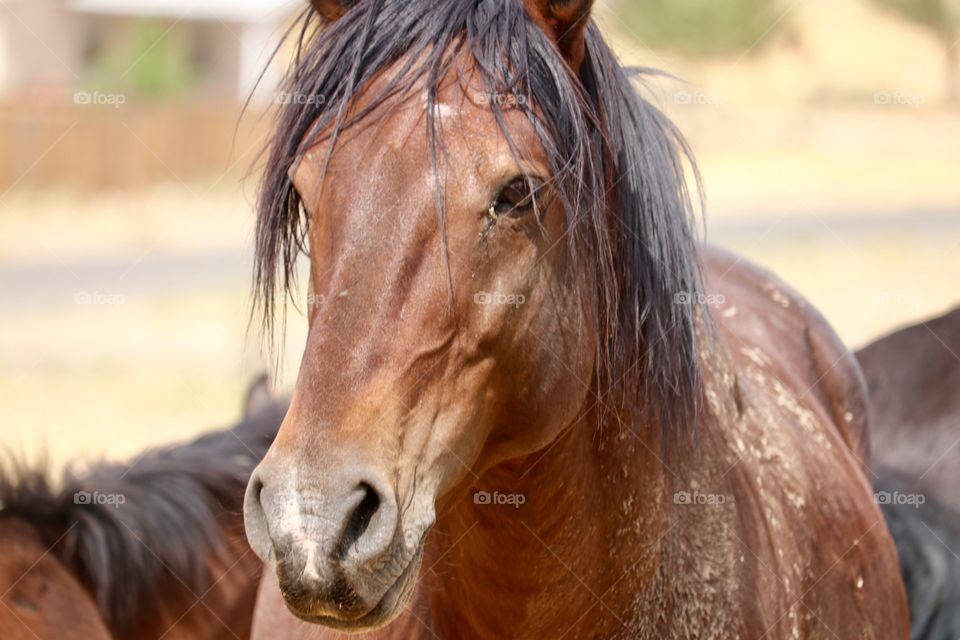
[
  {"left": 420, "top": 403, "right": 704, "bottom": 637},
  {"left": 131, "top": 523, "right": 259, "bottom": 640}
]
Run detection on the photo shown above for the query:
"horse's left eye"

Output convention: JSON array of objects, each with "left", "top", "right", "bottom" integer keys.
[{"left": 491, "top": 177, "right": 542, "bottom": 218}]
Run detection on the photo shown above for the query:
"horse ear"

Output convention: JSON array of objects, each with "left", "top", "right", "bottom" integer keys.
[
  {"left": 524, "top": 0, "right": 595, "bottom": 70},
  {"left": 244, "top": 373, "right": 273, "bottom": 419},
  {"left": 309, "top": 0, "right": 357, "bottom": 22}
]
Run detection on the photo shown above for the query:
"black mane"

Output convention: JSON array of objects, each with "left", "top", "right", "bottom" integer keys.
[
  {"left": 0, "top": 399, "right": 287, "bottom": 637},
  {"left": 256, "top": 0, "right": 706, "bottom": 435}
]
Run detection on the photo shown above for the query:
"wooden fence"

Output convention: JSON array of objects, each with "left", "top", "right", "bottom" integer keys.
[{"left": 0, "top": 100, "right": 273, "bottom": 190}]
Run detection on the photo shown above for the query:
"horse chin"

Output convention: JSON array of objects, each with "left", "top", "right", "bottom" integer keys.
[{"left": 285, "top": 544, "right": 424, "bottom": 632}]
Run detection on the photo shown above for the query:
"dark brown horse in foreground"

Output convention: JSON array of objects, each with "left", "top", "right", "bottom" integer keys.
[
  {"left": 0, "top": 378, "right": 287, "bottom": 639},
  {"left": 858, "top": 308, "right": 960, "bottom": 639},
  {"left": 244, "top": 0, "right": 910, "bottom": 637}
]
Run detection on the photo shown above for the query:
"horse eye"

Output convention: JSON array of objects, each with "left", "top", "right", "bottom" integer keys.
[{"left": 491, "top": 177, "right": 542, "bottom": 218}]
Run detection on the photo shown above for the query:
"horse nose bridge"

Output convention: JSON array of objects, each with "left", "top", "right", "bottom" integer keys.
[
  {"left": 285, "top": 354, "right": 422, "bottom": 446},
  {"left": 291, "top": 326, "right": 409, "bottom": 424},
  {"left": 296, "top": 323, "right": 367, "bottom": 401},
  {"left": 298, "top": 259, "right": 454, "bottom": 393}
]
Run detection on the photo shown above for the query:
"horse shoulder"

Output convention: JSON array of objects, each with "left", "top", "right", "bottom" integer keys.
[
  {"left": 698, "top": 246, "right": 910, "bottom": 637},
  {"left": 700, "top": 245, "right": 871, "bottom": 471}
]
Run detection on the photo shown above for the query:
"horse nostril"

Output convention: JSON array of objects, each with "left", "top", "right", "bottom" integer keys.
[
  {"left": 243, "top": 469, "right": 273, "bottom": 563},
  {"left": 338, "top": 482, "right": 382, "bottom": 560}
]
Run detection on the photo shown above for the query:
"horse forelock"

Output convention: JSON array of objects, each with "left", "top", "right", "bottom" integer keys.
[{"left": 256, "top": 0, "right": 708, "bottom": 444}]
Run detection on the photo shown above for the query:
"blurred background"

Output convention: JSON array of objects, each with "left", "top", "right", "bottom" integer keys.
[{"left": 0, "top": 0, "right": 957, "bottom": 465}]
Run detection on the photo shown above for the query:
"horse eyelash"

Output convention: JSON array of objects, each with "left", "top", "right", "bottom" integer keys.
[
  {"left": 479, "top": 194, "right": 544, "bottom": 243},
  {"left": 480, "top": 204, "right": 498, "bottom": 241}
]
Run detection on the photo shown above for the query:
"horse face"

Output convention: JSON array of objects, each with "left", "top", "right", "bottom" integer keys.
[{"left": 244, "top": 66, "right": 595, "bottom": 629}]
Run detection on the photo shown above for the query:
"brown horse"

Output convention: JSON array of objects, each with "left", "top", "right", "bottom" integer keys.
[
  {"left": 0, "top": 377, "right": 287, "bottom": 639},
  {"left": 857, "top": 306, "right": 960, "bottom": 515},
  {"left": 243, "top": 1, "right": 909, "bottom": 637},
  {"left": 857, "top": 308, "right": 960, "bottom": 639}
]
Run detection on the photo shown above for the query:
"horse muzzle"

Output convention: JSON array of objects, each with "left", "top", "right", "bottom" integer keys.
[{"left": 243, "top": 463, "right": 426, "bottom": 628}]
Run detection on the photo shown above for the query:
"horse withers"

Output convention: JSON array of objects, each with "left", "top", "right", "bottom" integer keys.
[{"left": 243, "top": 0, "right": 910, "bottom": 637}]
